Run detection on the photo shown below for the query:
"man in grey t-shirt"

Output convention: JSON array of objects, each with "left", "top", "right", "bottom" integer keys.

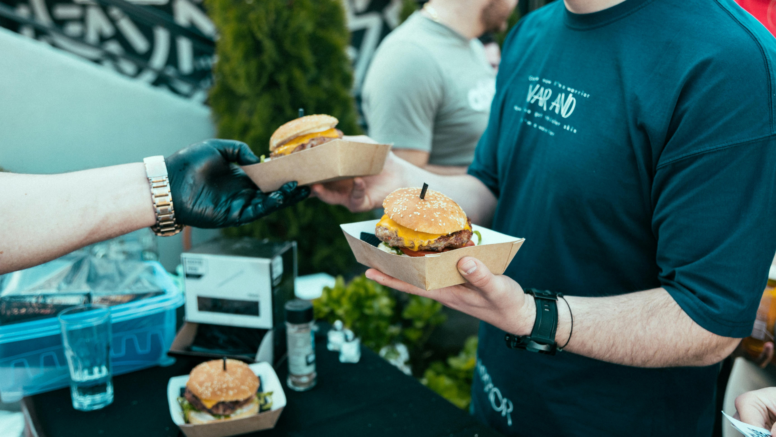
[{"left": 361, "top": 0, "right": 516, "bottom": 175}]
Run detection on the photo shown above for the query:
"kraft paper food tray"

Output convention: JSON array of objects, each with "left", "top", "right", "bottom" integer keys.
[
  {"left": 242, "top": 139, "right": 391, "bottom": 192},
  {"left": 167, "top": 362, "right": 286, "bottom": 437},
  {"left": 342, "top": 220, "right": 524, "bottom": 290}
]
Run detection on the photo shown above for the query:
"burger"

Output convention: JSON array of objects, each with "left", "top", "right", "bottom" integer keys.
[
  {"left": 178, "top": 359, "right": 271, "bottom": 424},
  {"left": 376, "top": 187, "right": 479, "bottom": 257},
  {"left": 269, "top": 114, "right": 343, "bottom": 158}
]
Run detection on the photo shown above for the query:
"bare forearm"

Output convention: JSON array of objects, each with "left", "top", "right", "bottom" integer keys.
[
  {"left": 0, "top": 163, "right": 156, "bottom": 274},
  {"left": 542, "top": 288, "right": 740, "bottom": 367},
  {"left": 393, "top": 157, "right": 497, "bottom": 226}
]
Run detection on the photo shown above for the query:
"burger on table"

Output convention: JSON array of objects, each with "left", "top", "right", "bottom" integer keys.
[{"left": 180, "top": 359, "right": 272, "bottom": 424}]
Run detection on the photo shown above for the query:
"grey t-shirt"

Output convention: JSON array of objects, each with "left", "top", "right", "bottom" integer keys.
[{"left": 361, "top": 12, "right": 496, "bottom": 167}]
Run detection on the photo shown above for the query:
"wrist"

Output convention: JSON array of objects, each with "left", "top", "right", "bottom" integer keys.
[
  {"left": 130, "top": 162, "right": 159, "bottom": 229},
  {"left": 515, "top": 293, "right": 536, "bottom": 336},
  {"left": 555, "top": 295, "right": 572, "bottom": 349}
]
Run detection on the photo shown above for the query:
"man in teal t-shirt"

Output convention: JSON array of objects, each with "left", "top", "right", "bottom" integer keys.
[
  {"left": 313, "top": 0, "right": 776, "bottom": 435},
  {"left": 465, "top": 0, "right": 776, "bottom": 435}
]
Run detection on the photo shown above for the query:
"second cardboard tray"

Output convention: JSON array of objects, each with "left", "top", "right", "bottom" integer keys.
[
  {"left": 342, "top": 220, "right": 524, "bottom": 290},
  {"left": 242, "top": 139, "right": 391, "bottom": 192}
]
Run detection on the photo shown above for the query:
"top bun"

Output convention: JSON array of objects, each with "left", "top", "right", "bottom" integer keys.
[
  {"left": 270, "top": 114, "right": 339, "bottom": 151},
  {"left": 383, "top": 187, "right": 468, "bottom": 235},
  {"left": 186, "top": 359, "right": 259, "bottom": 402}
]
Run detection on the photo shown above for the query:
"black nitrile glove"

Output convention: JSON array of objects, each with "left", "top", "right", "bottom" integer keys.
[{"left": 166, "top": 139, "right": 310, "bottom": 228}]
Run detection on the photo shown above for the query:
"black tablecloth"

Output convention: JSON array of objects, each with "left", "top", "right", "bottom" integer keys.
[{"left": 24, "top": 341, "right": 501, "bottom": 437}]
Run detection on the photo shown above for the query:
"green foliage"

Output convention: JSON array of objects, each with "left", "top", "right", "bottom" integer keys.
[
  {"left": 313, "top": 275, "right": 446, "bottom": 356},
  {"left": 207, "top": 0, "right": 370, "bottom": 275},
  {"left": 422, "top": 336, "right": 478, "bottom": 410},
  {"left": 313, "top": 275, "right": 401, "bottom": 351},
  {"left": 401, "top": 292, "right": 447, "bottom": 346},
  {"left": 400, "top": 0, "right": 420, "bottom": 23}
]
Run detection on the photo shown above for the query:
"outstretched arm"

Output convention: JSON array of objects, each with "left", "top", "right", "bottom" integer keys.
[
  {"left": 0, "top": 163, "right": 156, "bottom": 274},
  {"left": 0, "top": 140, "right": 309, "bottom": 274},
  {"left": 366, "top": 258, "right": 740, "bottom": 368},
  {"left": 312, "top": 152, "right": 498, "bottom": 226}
]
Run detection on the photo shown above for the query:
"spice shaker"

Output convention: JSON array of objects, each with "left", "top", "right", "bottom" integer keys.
[{"left": 285, "top": 299, "right": 317, "bottom": 391}]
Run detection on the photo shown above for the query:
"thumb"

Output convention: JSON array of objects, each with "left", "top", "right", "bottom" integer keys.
[
  {"left": 212, "top": 140, "right": 261, "bottom": 166},
  {"left": 458, "top": 257, "right": 499, "bottom": 291}
]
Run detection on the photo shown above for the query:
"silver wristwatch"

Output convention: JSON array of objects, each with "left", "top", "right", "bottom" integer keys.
[{"left": 143, "top": 156, "right": 183, "bottom": 237}]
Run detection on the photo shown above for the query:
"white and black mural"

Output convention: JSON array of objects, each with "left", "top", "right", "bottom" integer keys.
[
  {"left": 0, "top": 0, "right": 406, "bottom": 102},
  {"left": 0, "top": 0, "right": 216, "bottom": 101}
]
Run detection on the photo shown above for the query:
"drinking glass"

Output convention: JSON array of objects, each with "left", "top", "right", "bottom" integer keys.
[{"left": 58, "top": 304, "right": 113, "bottom": 411}]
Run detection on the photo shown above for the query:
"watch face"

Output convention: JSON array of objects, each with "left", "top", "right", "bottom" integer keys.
[{"left": 2, "top": 0, "right": 215, "bottom": 100}]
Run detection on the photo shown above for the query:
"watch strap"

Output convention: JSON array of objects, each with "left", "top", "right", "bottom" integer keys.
[
  {"left": 143, "top": 156, "right": 183, "bottom": 237},
  {"left": 505, "top": 289, "right": 559, "bottom": 355}
]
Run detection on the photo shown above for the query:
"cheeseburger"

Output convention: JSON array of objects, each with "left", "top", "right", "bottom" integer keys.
[
  {"left": 269, "top": 114, "right": 343, "bottom": 158},
  {"left": 376, "top": 187, "right": 476, "bottom": 257},
  {"left": 179, "top": 359, "right": 267, "bottom": 424}
]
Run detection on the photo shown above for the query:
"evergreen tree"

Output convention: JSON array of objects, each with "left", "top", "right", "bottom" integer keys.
[{"left": 207, "top": 0, "right": 369, "bottom": 275}]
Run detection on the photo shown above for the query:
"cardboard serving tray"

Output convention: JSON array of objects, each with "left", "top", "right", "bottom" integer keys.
[
  {"left": 342, "top": 220, "right": 524, "bottom": 290},
  {"left": 242, "top": 139, "right": 391, "bottom": 192},
  {"left": 167, "top": 362, "right": 286, "bottom": 437}
]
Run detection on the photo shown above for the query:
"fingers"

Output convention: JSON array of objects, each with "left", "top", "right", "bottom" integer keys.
[
  {"left": 349, "top": 178, "right": 368, "bottom": 211},
  {"left": 736, "top": 391, "right": 771, "bottom": 430},
  {"left": 310, "top": 178, "right": 369, "bottom": 212},
  {"left": 365, "top": 269, "right": 439, "bottom": 300},
  {"left": 239, "top": 192, "right": 282, "bottom": 224},
  {"left": 278, "top": 181, "right": 299, "bottom": 195},
  {"left": 211, "top": 139, "right": 261, "bottom": 166},
  {"left": 311, "top": 180, "right": 352, "bottom": 203},
  {"left": 236, "top": 183, "right": 311, "bottom": 225},
  {"left": 758, "top": 342, "right": 774, "bottom": 368}
]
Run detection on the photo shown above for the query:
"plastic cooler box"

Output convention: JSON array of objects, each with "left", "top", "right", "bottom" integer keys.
[{"left": 0, "top": 262, "right": 183, "bottom": 402}]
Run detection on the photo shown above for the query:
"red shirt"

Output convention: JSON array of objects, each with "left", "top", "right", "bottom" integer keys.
[{"left": 737, "top": 0, "right": 776, "bottom": 36}]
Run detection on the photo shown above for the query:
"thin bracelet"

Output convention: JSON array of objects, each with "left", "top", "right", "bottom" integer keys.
[{"left": 557, "top": 294, "right": 573, "bottom": 351}]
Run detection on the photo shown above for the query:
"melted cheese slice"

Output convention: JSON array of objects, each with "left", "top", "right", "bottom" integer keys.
[
  {"left": 200, "top": 398, "right": 220, "bottom": 409},
  {"left": 378, "top": 215, "right": 473, "bottom": 251},
  {"left": 273, "top": 128, "right": 340, "bottom": 156}
]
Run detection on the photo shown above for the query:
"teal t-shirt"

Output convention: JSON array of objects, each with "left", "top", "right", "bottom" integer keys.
[{"left": 467, "top": 0, "right": 776, "bottom": 435}]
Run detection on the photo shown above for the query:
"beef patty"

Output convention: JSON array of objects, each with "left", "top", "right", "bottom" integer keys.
[
  {"left": 184, "top": 387, "right": 254, "bottom": 416},
  {"left": 376, "top": 218, "right": 472, "bottom": 252},
  {"left": 270, "top": 129, "right": 343, "bottom": 157}
]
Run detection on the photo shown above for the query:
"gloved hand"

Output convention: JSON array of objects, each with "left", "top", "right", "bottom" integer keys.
[{"left": 166, "top": 139, "right": 309, "bottom": 228}]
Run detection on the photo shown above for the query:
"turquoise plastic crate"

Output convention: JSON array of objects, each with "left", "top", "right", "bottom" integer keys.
[{"left": 0, "top": 262, "right": 183, "bottom": 402}]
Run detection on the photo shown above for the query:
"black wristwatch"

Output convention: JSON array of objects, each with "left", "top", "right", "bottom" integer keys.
[{"left": 505, "top": 289, "right": 559, "bottom": 355}]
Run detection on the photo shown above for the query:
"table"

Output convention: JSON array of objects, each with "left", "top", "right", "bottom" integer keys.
[{"left": 22, "top": 341, "right": 502, "bottom": 437}]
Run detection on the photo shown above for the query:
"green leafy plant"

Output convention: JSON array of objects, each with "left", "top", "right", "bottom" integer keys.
[
  {"left": 313, "top": 275, "right": 446, "bottom": 361},
  {"left": 400, "top": 0, "right": 420, "bottom": 23},
  {"left": 313, "top": 275, "right": 401, "bottom": 351},
  {"left": 422, "top": 335, "right": 478, "bottom": 410},
  {"left": 207, "top": 0, "right": 370, "bottom": 275}
]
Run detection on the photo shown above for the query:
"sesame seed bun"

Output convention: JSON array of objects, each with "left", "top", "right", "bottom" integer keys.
[
  {"left": 382, "top": 187, "right": 468, "bottom": 235},
  {"left": 270, "top": 114, "right": 339, "bottom": 151},
  {"left": 186, "top": 359, "right": 259, "bottom": 402}
]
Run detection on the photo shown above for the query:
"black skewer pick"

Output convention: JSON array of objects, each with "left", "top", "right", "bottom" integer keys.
[
  {"left": 298, "top": 108, "right": 304, "bottom": 118},
  {"left": 420, "top": 183, "right": 429, "bottom": 200},
  {"left": 223, "top": 356, "right": 227, "bottom": 371}
]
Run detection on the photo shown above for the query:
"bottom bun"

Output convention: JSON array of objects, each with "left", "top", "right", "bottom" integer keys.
[{"left": 186, "top": 397, "right": 260, "bottom": 424}]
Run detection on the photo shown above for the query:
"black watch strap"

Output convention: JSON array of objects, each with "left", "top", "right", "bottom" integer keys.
[{"left": 505, "top": 289, "right": 559, "bottom": 355}]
